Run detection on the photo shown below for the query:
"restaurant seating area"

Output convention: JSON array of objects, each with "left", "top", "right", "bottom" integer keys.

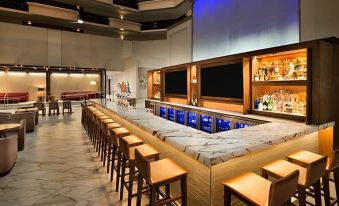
[{"left": 61, "top": 91, "right": 98, "bottom": 101}]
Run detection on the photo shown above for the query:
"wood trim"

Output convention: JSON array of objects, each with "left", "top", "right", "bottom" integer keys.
[
  {"left": 252, "top": 110, "right": 306, "bottom": 122},
  {"left": 252, "top": 80, "right": 308, "bottom": 86},
  {"left": 200, "top": 96, "right": 243, "bottom": 104},
  {"left": 243, "top": 58, "right": 250, "bottom": 114}
]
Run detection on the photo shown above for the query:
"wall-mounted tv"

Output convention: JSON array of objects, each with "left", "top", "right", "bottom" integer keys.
[
  {"left": 201, "top": 63, "right": 243, "bottom": 99},
  {"left": 165, "top": 70, "right": 187, "bottom": 95}
]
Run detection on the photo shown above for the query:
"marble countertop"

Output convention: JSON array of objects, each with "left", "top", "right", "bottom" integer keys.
[{"left": 91, "top": 99, "right": 334, "bottom": 167}]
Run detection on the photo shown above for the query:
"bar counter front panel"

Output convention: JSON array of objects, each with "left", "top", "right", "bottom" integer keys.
[{"left": 91, "top": 99, "right": 334, "bottom": 206}]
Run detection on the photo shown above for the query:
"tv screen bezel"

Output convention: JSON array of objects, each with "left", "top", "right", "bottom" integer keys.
[
  {"left": 164, "top": 68, "right": 188, "bottom": 97},
  {"left": 200, "top": 61, "right": 244, "bottom": 103}
]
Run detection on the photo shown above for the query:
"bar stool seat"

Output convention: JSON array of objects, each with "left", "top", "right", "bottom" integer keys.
[
  {"left": 102, "top": 119, "right": 114, "bottom": 124},
  {"left": 222, "top": 171, "right": 299, "bottom": 206},
  {"left": 123, "top": 135, "right": 144, "bottom": 147},
  {"left": 107, "top": 123, "right": 121, "bottom": 129},
  {"left": 149, "top": 158, "right": 187, "bottom": 184},
  {"left": 129, "top": 144, "right": 160, "bottom": 160},
  {"left": 262, "top": 160, "right": 307, "bottom": 186},
  {"left": 287, "top": 150, "right": 323, "bottom": 166},
  {"left": 98, "top": 115, "right": 110, "bottom": 120},
  {"left": 223, "top": 173, "right": 272, "bottom": 205},
  {"left": 111, "top": 127, "right": 131, "bottom": 147}
]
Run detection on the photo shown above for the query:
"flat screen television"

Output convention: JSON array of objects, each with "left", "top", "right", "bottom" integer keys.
[
  {"left": 165, "top": 70, "right": 187, "bottom": 95},
  {"left": 201, "top": 63, "right": 243, "bottom": 99}
]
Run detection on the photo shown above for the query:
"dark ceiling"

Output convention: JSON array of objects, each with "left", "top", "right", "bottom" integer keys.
[{"left": 0, "top": 0, "right": 192, "bottom": 40}]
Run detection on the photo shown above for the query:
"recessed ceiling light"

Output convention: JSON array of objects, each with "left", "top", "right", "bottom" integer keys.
[
  {"left": 120, "top": 15, "right": 124, "bottom": 20},
  {"left": 76, "top": 5, "right": 80, "bottom": 10},
  {"left": 77, "top": 19, "right": 84, "bottom": 24},
  {"left": 120, "top": 28, "right": 125, "bottom": 31},
  {"left": 76, "top": 28, "right": 80, "bottom": 32},
  {"left": 120, "top": 35, "right": 124, "bottom": 40},
  {"left": 27, "top": 21, "right": 32, "bottom": 25}
]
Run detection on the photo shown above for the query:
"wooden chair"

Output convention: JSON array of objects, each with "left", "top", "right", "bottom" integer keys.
[
  {"left": 223, "top": 170, "right": 299, "bottom": 206},
  {"left": 33, "top": 102, "right": 46, "bottom": 116},
  {"left": 261, "top": 155, "right": 327, "bottom": 206},
  {"left": 287, "top": 150, "right": 339, "bottom": 206},
  {"left": 135, "top": 149, "right": 188, "bottom": 206},
  {"left": 104, "top": 122, "right": 122, "bottom": 171},
  {"left": 109, "top": 127, "right": 131, "bottom": 191},
  {"left": 120, "top": 137, "right": 160, "bottom": 206},
  {"left": 62, "top": 100, "right": 72, "bottom": 115},
  {"left": 48, "top": 100, "right": 59, "bottom": 115}
]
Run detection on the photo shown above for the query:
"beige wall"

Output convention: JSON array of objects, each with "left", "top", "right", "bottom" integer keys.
[
  {"left": 0, "top": 72, "right": 46, "bottom": 101},
  {"left": 0, "top": 22, "right": 124, "bottom": 70},
  {"left": 50, "top": 73, "right": 100, "bottom": 99},
  {"left": 168, "top": 19, "right": 192, "bottom": 65},
  {"left": 300, "top": 0, "right": 339, "bottom": 41}
]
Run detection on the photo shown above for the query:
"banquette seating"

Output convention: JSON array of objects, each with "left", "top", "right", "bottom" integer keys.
[
  {"left": 0, "top": 92, "right": 29, "bottom": 103},
  {"left": 61, "top": 91, "right": 97, "bottom": 101}
]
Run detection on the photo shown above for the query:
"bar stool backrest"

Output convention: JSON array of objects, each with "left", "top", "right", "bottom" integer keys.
[
  {"left": 119, "top": 137, "right": 130, "bottom": 159},
  {"left": 306, "top": 156, "right": 327, "bottom": 186},
  {"left": 135, "top": 148, "right": 151, "bottom": 183},
  {"left": 109, "top": 129, "right": 119, "bottom": 147},
  {"left": 49, "top": 101, "right": 59, "bottom": 109},
  {"left": 63, "top": 100, "right": 72, "bottom": 109},
  {"left": 34, "top": 102, "right": 45, "bottom": 110},
  {"left": 328, "top": 149, "right": 339, "bottom": 171},
  {"left": 268, "top": 170, "right": 299, "bottom": 206}
]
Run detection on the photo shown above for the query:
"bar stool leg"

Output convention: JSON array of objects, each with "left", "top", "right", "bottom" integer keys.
[
  {"left": 103, "top": 136, "right": 107, "bottom": 166},
  {"left": 323, "top": 173, "right": 331, "bottom": 206},
  {"left": 120, "top": 155, "right": 127, "bottom": 200},
  {"left": 150, "top": 185, "right": 157, "bottom": 206},
  {"left": 165, "top": 184, "right": 170, "bottom": 206},
  {"left": 127, "top": 162, "right": 136, "bottom": 206},
  {"left": 137, "top": 175, "right": 143, "bottom": 206},
  {"left": 224, "top": 187, "right": 231, "bottom": 206},
  {"left": 181, "top": 175, "right": 187, "bottom": 206},
  {"left": 313, "top": 180, "right": 322, "bottom": 206},
  {"left": 334, "top": 169, "right": 339, "bottom": 200},
  {"left": 297, "top": 187, "right": 307, "bottom": 206},
  {"left": 115, "top": 151, "right": 122, "bottom": 191}
]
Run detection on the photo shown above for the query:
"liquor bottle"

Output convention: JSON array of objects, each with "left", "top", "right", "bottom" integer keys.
[
  {"left": 267, "top": 95, "right": 273, "bottom": 111},
  {"left": 263, "top": 95, "right": 268, "bottom": 111},
  {"left": 254, "top": 98, "right": 259, "bottom": 109},
  {"left": 258, "top": 97, "right": 264, "bottom": 111},
  {"left": 254, "top": 72, "right": 259, "bottom": 81}
]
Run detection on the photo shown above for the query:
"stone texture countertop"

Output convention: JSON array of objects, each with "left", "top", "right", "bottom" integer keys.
[{"left": 91, "top": 99, "right": 334, "bottom": 167}]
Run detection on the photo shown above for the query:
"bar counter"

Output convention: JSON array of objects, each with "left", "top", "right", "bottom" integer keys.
[{"left": 91, "top": 99, "right": 334, "bottom": 206}]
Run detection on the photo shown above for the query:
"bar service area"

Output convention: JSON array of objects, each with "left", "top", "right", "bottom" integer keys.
[
  {"left": 2, "top": 0, "right": 339, "bottom": 206},
  {"left": 90, "top": 38, "right": 339, "bottom": 206}
]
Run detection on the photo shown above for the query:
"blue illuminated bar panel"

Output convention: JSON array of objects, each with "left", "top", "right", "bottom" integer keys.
[
  {"left": 187, "top": 112, "right": 197, "bottom": 128},
  {"left": 168, "top": 108, "right": 175, "bottom": 122},
  {"left": 160, "top": 106, "right": 166, "bottom": 119},
  {"left": 216, "top": 118, "right": 231, "bottom": 132},
  {"left": 235, "top": 122, "right": 250, "bottom": 129},
  {"left": 200, "top": 114, "right": 212, "bottom": 133},
  {"left": 176, "top": 110, "right": 185, "bottom": 125}
]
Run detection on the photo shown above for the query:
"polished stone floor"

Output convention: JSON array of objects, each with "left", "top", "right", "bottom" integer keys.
[{"left": 0, "top": 105, "right": 143, "bottom": 206}]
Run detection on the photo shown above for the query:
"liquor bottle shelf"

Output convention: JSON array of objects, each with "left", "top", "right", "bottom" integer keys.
[
  {"left": 252, "top": 80, "right": 307, "bottom": 86},
  {"left": 252, "top": 109, "right": 306, "bottom": 121}
]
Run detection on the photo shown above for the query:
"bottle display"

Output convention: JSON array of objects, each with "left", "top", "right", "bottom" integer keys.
[
  {"left": 254, "top": 57, "right": 307, "bottom": 81},
  {"left": 254, "top": 90, "right": 306, "bottom": 116}
]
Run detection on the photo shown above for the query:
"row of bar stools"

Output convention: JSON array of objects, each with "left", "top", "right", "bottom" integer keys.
[
  {"left": 120, "top": 136, "right": 160, "bottom": 206},
  {"left": 286, "top": 150, "right": 339, "bottom": 206}
]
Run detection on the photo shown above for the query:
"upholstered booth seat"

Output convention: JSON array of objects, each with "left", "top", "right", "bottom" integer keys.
[
  {"left": 0, "top": 92, "right": 29, "bottom": 103},
  {"left": 0, "top": 135, "right": 18, "bottom": 175}
]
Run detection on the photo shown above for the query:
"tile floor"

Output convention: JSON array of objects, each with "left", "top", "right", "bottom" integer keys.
[{"left": 0, "top": 105, "right": 144, "bottom": 206}]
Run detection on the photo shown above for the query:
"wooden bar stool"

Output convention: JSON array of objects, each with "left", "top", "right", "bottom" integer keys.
[
  {"left": 101, "top": 122, "right": 121, "bottom": 168},
  {"left": 135, "top": 149, "right": 188, "bottom": 206},
  {"left": 222, "top": 170, "right": 299, "bottom": 206},
  {"left": 93, "top": 115, "right": 110, "bottom": 150},
  {"left": 287, "top": 150, "right": 339, "bottom": 206},
  {"left": 97, "top": 118, "right": 115, "bottom": 160},
  {"left": 109, "top": 127, "right": 131, "bottom": 191},
  {"left": 120, "top": 137, "right": 160, "bottom": 206},
  {"left": 104, "top": 123, "right": 123, "bottom": 172},
  {"left": 261, "top": 155, "right": 327, "bottom": 206}
]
